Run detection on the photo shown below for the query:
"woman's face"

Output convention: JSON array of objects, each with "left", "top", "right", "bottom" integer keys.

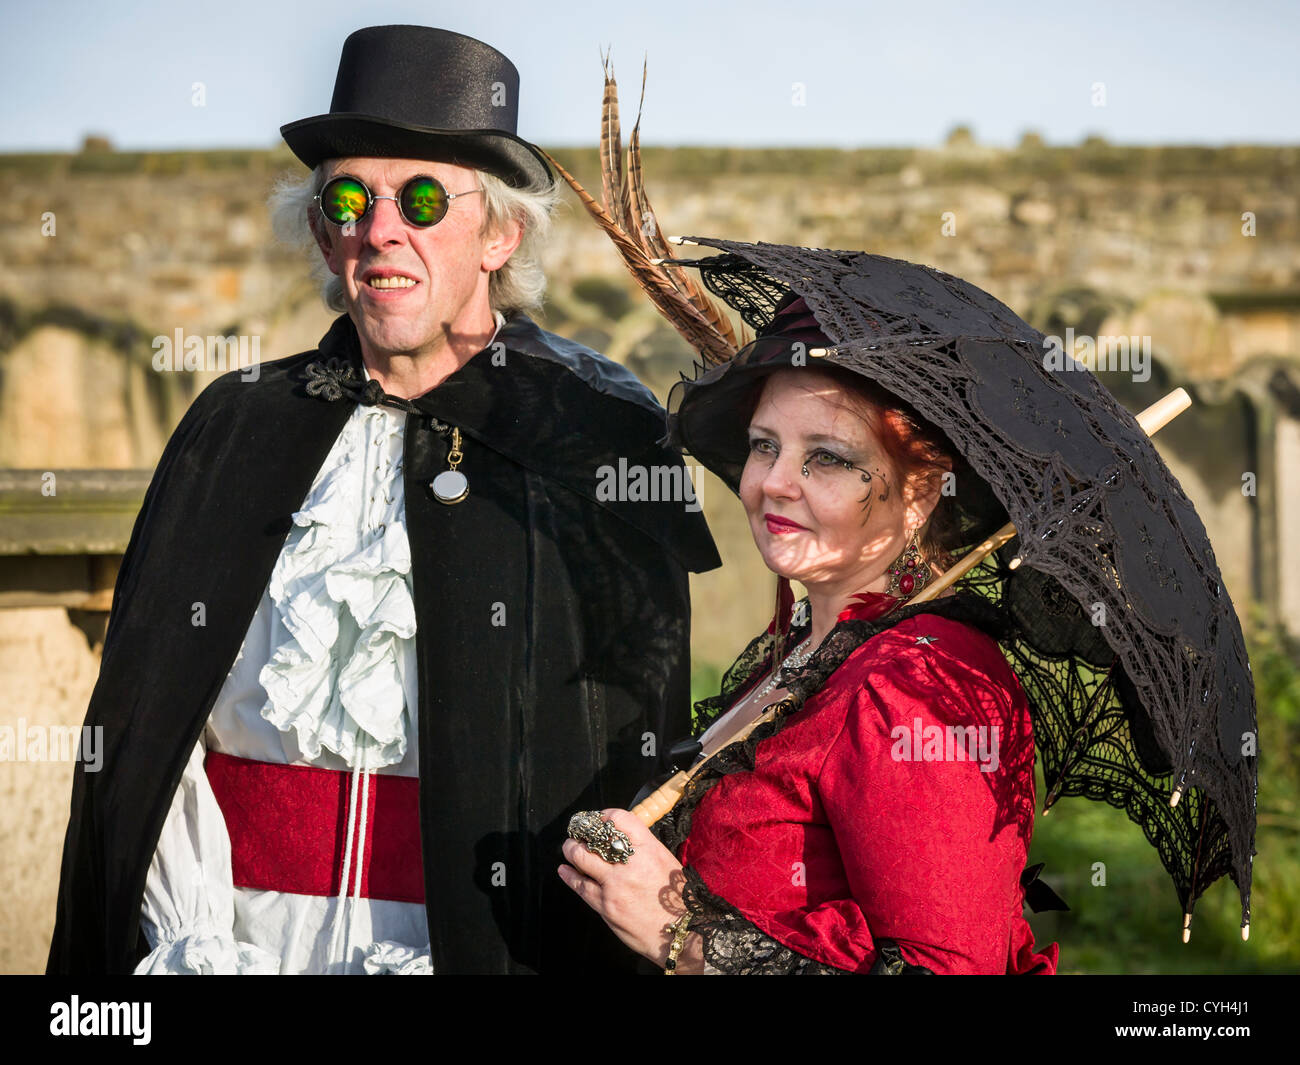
[{"left": 739, "top": 370, "right": 932, "bottom": 594}]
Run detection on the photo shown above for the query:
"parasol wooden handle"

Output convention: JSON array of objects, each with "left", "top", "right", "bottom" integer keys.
[
  {"left": 632, "top": 387, "right": 1193, "bottom": 826},
  {"left": 633, "top": 771, "right": 691, "bottom": 826},
  {"left": 633, "top": 710, "right": 779, "bottom": 826}
]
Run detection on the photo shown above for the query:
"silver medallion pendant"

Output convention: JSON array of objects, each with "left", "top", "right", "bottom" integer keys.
[
  {"left": 431, "top": 469, "right": 469, "bottom": 505},
  {"left": 431, "top": 427, "right": 469, "bottom": 505}
]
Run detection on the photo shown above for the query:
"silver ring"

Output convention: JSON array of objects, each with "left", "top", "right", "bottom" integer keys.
[{"left": 567, "top": 810, "right": 634, "bottom": 864}]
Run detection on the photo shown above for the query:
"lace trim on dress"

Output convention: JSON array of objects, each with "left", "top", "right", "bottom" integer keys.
[
  {"left": 681, "top": 865, "right": 849, "bottom": 975},
  {"left": 681, "top": 865, "right": 932, "bottom": 975}
]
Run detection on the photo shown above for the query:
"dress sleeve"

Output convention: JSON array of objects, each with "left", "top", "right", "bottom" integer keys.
[
  {"left": 814, "top": 636, "right": 1038, "bottom": 974},
  {"left": 134, "top": 734, "right": 281, "bottom": 975}
]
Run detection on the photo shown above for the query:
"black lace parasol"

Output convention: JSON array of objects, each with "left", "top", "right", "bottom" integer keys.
[{"left": 662, "top": 235, "right": 1258, "bottom": 942}]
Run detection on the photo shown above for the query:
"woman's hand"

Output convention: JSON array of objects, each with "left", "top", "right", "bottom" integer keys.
[{"left": 558, "top": 808, "right": 695, "bottom": 968}]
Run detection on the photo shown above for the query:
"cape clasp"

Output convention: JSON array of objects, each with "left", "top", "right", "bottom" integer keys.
[{"left": 305, "top": 357, "right": 362, "bottom": 402}]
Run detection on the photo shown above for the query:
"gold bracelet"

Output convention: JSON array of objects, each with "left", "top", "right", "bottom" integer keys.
[{"left": 664, "top": 913, "right": 693, "bottom": 974}]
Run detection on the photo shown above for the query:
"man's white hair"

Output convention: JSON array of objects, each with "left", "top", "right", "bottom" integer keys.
[{"left": 268, "top": 162, "right": 561, "bottom": 316}]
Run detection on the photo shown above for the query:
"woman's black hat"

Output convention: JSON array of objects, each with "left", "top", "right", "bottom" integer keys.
[{"left": 279, "top": 25, "right": 553, "bottom": 189}]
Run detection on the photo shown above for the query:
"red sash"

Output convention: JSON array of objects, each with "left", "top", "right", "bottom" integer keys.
[{"left": 204, "top": 750, "right": 425, "bottom": 904}]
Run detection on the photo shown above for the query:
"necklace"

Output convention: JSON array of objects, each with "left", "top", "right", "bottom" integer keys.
[{"left": 757, "top": 636, "right": 814, "bottom": 698}]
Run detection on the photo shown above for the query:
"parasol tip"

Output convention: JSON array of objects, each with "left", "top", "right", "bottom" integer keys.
[
  {"left": 650, "top": 257, "right": 669, "bottom": 266},
  {"left": 1242, "top": 923, "right": 1250, "bottom": 942},
  {"left": 1182, "top": 912, "right": 1192, "bottom": 943},
  {"left": 666, "top": 236, "right": 698, "bottom": 246},
  {"left": 1008, "top": 556, "right": 1023, "bottom": 570},
  {"left": 1169, "top": 785, "right": 1183, "bottom": 808},
  {"left": 809, "top": 347, "right": 829, "bottom": 358}
]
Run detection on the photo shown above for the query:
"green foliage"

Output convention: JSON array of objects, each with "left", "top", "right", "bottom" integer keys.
[
  {"left": 690, "top": 661, "right": 724, "bottom": 729},
  {"left": 1029, "top": 606, "right": 1300, "bottom": 972}
]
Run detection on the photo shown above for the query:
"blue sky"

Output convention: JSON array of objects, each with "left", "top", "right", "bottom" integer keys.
[{"left": 1, "top": 0, "right": 1296, "bottom": 151}]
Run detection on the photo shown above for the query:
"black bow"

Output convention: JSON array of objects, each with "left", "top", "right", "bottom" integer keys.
[{"left": 1021, "top": 862, "right": 1070, "bottom": 913}]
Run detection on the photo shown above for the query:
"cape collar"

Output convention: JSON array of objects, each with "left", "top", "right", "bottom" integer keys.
[
  {"left": 302, "top": 311, "right": 721, "bottom": 575},
  {"left": 314, "top": 311, "right": 660, "bottom": 414}
]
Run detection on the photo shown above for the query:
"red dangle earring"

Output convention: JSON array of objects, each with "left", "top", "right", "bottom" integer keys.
[{"left": 885, "top": 531, "right": 931, "bottom": 599}]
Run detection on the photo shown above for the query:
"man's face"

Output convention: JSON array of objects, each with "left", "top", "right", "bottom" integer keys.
[{"left": 310, "top": 156, "right": 520, "bottom": 359}]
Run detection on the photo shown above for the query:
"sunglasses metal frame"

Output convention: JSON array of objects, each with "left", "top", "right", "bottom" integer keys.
[{"left": 314, "top": 174, "right": 483, "bottom": 229}]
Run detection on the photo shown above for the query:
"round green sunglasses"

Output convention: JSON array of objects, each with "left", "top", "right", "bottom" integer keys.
[{"left": 314, "top": 174, "right": 482, "bottom": 229}]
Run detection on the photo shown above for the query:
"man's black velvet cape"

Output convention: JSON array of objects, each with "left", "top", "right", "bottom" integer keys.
[{"left": 45, "top": 312, "right": 720, "bottom": 974}]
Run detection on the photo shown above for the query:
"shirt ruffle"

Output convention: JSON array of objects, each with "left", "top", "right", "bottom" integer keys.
[
  {"left": 135, "top": 929, "right": 282, "bottom": 975},
  {"left": 258, "top": 401, "right": 416, "bottom": 770},
  {"left": 361, "top": 941, "right": 434, "bottom": 975}
]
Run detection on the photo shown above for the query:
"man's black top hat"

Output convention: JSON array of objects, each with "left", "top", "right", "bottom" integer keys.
[{"left": 280, "top": 25, "right": 553, "bottom": 189}]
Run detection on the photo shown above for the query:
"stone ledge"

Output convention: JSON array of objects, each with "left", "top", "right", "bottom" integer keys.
[{"left": 0, "top": 468, "right": 148, "bottom": 555}]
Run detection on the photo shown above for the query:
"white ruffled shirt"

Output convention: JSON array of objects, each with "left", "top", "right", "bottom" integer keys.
[{"left": 136, "top": 317, "right": 503, "bottom": 975}]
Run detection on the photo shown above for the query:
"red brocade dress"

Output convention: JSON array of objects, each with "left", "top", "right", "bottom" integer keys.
[{"left": 663, "top": 591, "right": 1059, "bottom": 975}]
